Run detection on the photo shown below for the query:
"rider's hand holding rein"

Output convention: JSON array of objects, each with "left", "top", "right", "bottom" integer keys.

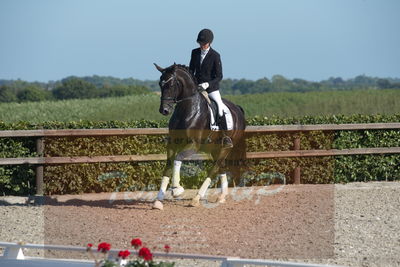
[{"left": 199, "top": 82, "right": 209, "bottom": 90}]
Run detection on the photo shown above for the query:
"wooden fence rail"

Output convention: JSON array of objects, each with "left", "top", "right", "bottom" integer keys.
[{"left": 1, "top": 123, "right": 400, "bottom": 195}]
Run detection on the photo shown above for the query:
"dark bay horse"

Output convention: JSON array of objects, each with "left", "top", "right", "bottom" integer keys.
[{"left": 153, "top": 63, "right": 246, "bottom": 209}]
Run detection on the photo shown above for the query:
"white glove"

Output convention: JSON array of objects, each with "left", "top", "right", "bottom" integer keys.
[{"left": 198, "top": 82, "right": 209, "bottom": 90}]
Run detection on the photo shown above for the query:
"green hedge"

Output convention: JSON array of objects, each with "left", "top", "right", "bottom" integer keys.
[{"left": 0, "top": 114, "right": 399, "bottom": 196}]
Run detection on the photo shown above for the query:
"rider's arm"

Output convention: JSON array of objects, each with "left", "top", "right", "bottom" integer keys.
[
  {"left": 208, "top": 52, "right": 223, "bottom": 90},
  {"left": 189, "top": 49, "right": 196, "bottom": 76}
]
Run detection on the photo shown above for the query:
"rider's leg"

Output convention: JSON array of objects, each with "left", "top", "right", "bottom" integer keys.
[
  {"left": 208, "top": 90, "right": 233, "bottom": 148},
  {"left": 208, "top": 90, "right": 224, "bottom": 117}
]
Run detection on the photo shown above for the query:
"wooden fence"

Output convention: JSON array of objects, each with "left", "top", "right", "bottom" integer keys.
[{"left": 1, "top": 123, "right": 400, "bottom": 195}]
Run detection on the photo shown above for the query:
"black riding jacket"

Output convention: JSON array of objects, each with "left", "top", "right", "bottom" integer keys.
[{"left": 189, "top": 47, "right": 223, "bottom": 93}]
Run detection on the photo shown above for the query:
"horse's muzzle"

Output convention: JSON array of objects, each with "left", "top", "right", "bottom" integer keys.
[{"left": 159, "top": 105, "right": 171, "bottom": 116}]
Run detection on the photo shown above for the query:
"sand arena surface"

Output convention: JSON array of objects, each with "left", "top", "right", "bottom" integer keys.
[{"left": 1, "top": 182, "right": 399, "bottom": 267}]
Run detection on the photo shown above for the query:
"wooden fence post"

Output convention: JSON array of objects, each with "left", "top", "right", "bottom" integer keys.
[
  {"left": 293, "top": 137, "right": 301, "bottom": 185},
  {"left": 35, "top": 138, "right": 44, "bottom": 195}
]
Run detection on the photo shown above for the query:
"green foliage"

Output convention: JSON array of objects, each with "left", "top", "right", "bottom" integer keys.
[
  {"left": 0, "top": 95, "right": 167, "bottom": 123},
  {"left": 17, "top": 85, "right": 53, "bottom": 102},
  {"left": 377, "top": 79, "right": 391, "bottom": 89},
  {"left": 1, "top": 90, "right": 400, "bottom": 123},
  {"left": 0, "top": 76, "right": 155, "bottom": 104},
  {"left": 245, "top": 131, "right": 335, "bottom": 184},
  {"left": 2, "top": 74, "right": 400, "bottom": 104},
  {"left": 98, "top": 85, "right": 150, "bottom": 98},
  {"left": 52, "top": 78, "right": 98, "bottom": 100},
  {"left": 0, "top": 115, "right": 399, "bottom": 196},
  {"left": 0, "top": 85, "right": 17, "bottom": 103},
  {"left": 0, "top": 137, "right": 36, "bottom": 195},
  {"left": 227, "top": 90, "right": 400, "bottom": 118}
]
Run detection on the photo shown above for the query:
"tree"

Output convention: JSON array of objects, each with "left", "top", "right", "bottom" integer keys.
[
  {"left": 252, "top": 78, "right": 271, "bottom": 93},
  {"left": 232, "top": 79, "right": 255, "bottom": 94},
  {"left": 377, "top": 79, "right": 391, "bottom": 89},
  {"left": 0, "top": 85, "right": 17, "bottom": 103},
  {"left": 17, "top": 85, "right": 52, "bottom": 102},
  {"left": 98, "top": 85, "right": 150, "bottom": 98},
  {"left": 52, "top": 78, "right": 98, "bottom": 100},
  {"left": 271, "top": 75, "right": 292, "bottom": 92}
]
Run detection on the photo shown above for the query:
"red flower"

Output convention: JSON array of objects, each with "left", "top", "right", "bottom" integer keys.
[
  {"left": 97, "top": 242, "right": 111, "bottom": 253},
  {"left": 138, "top": 247, "right": 153, "bottom": 261},
  {"left": 118, "top": 250, "right": 131, "bottom": 259},
  {"left": 131, "top": 238, "right": 142, "bottom": 249},
  {"left": 164, "top": 245, "right": 171, "bottom": 253}
]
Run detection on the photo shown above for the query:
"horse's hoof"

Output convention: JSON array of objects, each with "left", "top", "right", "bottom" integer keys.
[
  {"left": 172, "top": 186, "right": 185, "bottom": 197},
  {"left": 152, "top": 200, "right": 164, "bottom": 210},
  {"left": 189, "top": 195, "right": 200, "bottom": 207},
  {"left": 217, "top": 194, "right": 227, "bottom": 204}
]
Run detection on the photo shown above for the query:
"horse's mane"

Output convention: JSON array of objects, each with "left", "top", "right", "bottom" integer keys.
[{"left": 166, "top": 64, "right": 196, "bottom": 85}]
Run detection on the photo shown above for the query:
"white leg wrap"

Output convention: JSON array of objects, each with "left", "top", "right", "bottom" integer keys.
[
  {"left": 172, "top": 160, "right": 182, "bottom": 187},
  {"left": 171, "top": 160, "right": 185, "bottom": 197},
  {"left": 220, "top": 173, "right": 228, "bottom": 195},
  {"left": 157, "top": 176, "right": 169, "bottom": 201},
  {"left": 198, "top": 177, "right": 211, "bottom": 198}
]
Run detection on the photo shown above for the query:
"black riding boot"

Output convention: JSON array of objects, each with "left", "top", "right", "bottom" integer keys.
[{"left": 217, "top": 114, "right": 233, "bottom": 148}]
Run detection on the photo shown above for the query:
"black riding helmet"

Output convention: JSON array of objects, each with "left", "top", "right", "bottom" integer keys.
[{"left": 197, "top": 29, "right": 214, "bottom": 44}]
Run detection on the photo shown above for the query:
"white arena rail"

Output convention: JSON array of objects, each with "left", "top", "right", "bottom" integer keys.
[{"left": 0, "top": 242, "right": 344, "bottom": 267}]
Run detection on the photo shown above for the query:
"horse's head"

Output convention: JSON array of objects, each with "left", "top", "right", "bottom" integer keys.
[{"left": 154, "top": 63, "right": 181, "bottom": 116}]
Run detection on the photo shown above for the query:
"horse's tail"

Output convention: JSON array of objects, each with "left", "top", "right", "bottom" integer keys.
[{"left": 225, "top": 104, "right": 246, "bottom": 186}]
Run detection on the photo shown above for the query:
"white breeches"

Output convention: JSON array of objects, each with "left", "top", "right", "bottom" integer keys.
[{"left": 208, "top": 90, "right": 233, "bottom": 130}]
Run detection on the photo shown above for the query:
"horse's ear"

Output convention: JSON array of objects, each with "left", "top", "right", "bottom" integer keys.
[{"left": 154, "top": 63, "right": 164, "bottom": 73}]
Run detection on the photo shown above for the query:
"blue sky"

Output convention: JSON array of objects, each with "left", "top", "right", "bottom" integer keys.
[{"left": 0, "top": 0, "right": 399, "bottom": 82}]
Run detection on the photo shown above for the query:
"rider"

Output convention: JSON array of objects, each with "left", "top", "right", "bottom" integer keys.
[{"left": 189, "top": 28, "right": 233, "bottom": 148}]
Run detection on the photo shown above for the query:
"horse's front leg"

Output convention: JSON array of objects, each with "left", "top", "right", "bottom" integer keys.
[
  {"left": 171, "top": 139, "right": 201, "bottom": 197},
  {"left": 152, "top": 143, "right": 176, "bottom": 210}
]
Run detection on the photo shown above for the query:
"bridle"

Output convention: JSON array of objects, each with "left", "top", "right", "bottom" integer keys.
[
  {"left": 160, "top": 74, "right": 179, "bottom": 103},
  {"left": 160, "top": 70, "right": 197, "bottom": 105}
]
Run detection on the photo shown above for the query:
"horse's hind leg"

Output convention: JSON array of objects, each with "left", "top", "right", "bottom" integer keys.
[
  {"left": 190, "top": 147, "right": 231, "bottom": 207},
  {"left": 217, "top": 173, "right": 229, "bottom": 203},
  {"left": 190, "top": 177, "right": 211, "bottom": 207}
]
